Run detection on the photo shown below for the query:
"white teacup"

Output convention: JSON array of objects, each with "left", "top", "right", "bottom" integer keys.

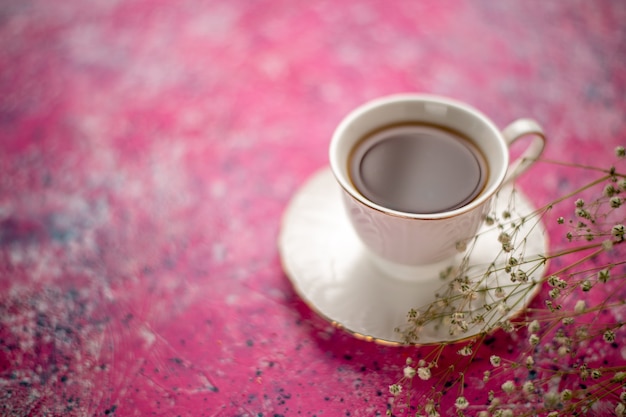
[{"left": 329, "top": 94, "right": 545, "bottom": 280}]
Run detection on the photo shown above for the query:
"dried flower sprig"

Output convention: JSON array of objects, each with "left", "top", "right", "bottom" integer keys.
[{"left": 387, "top": 146, "right": 626, "bottom": 416}]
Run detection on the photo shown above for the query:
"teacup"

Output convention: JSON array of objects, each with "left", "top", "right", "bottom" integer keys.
[{"left": 329, "top": 94, "right": 545, "bottom": 280}]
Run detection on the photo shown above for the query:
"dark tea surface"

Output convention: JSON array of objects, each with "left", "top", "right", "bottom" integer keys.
[{"left": 349, "top": 124, "right": 487, "bottom": 214}]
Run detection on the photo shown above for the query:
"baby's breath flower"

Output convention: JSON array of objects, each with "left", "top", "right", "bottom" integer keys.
[
  {"left": 389, "top": 384, "right": 402, "bottom": 395},
  {"left": 501, "top": 380, "right": 515, "bottom": 394},
  {"left": 604, "top": 184, "right": 618, "bottom": 197},
  {"left": 452, "top": 312, "right": 465, "bottom": 321},
  {"left": 576, "top": 207, "right": 591, "bottom": 219},
  {"left": 498, "top": 320, "right": 514, "bottom": 333},
  {"left": 389, "top": 155, "right": 626, "bottom": 416},
  {"left": 547, "top": 275, "right": 559, "bottom": 287},
  {"left": 612, "top": 371, "right": 626, "bottom": 383},
  {"left": 611, "top": 196, "right": 623, "bottom": 208},
  {"left": 612, "top": 224, "right": 625, "bottom": 241},
  {"left": 498, "top": 232, "right": 511, "bottom": 244},
  {"left": 603, "top": 329, "right": 616, "bottom": 343},
  {"left": 454, "top": 396, "right": 469, "bottom": 410},
  {"left": 529, "top": 334, "right": 540, "bottom": 346},
  {"left": 545, "top": 299, "right": 561, "bottom": 312},
  {"left": 554, "top": 330, "right": 570, "bottom": 345},
  {"left": 560, "top": 389, "right": 573, "bottom": 402},
  {"left": 425, "top": 400, "right": 439, "bottom": 417},
  {"left": 417, "top": 367, "right": 431, "bottom": 381},
  {"left": 515, "top": 270, "right": 528, "bottom": 282},
  {"left": 549, "top": 288, "right": 561, "bottom": 299},
  {"left": 483, "top": 370, "right": 491, "bottom": 382},
  {"left": 576, "top": 326, "right": 589, "bottom": 338},
  {"left": 528, "top": 320, "right": 540, "bottom": 333},
  {"left": 616, "top": 145, "right": 626, "bottom": 158},
  {"left": 457, "top": 345, "right": 473, "bottom": 356},
  {"left": 544, "top": 392, "right": 560, "bottom": 409},
  {"left": 490, "top": 355, "right": 502, "bottom": 367},
  {"left": 500, "top": 409, "right": 514, "bottom": 417},
  {"left": 523, "top": 381, "right": 535, "bottom": 394},
  {"left": 581, "top": 279, "right": 592, "bottom": 291},
  {"left": 497, "top": 303, "right": 509, "bottom": 315},
  {"left": 499, "top": 232, "right": 513, "bottom": 252},
  {"left": 598, "top": 268, "right": 611, "bottom": 283}
]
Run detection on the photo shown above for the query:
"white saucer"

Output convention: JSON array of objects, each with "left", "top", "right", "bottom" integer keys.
[{"left": 278, "top": 168, "right": 548, "bottom": 345}]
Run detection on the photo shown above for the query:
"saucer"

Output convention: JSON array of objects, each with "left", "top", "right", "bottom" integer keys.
[{"left": 278, "top": 168, "right": 548, "bottom": 345}]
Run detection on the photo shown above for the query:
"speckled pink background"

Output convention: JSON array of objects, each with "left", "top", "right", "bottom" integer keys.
[{"left": 1, "top": 1, "right": 625, "bottom": 416}]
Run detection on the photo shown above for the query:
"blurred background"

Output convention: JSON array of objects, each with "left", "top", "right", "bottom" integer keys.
[{"left": 1, "top": 1, "right": 625, "bottom": 415}]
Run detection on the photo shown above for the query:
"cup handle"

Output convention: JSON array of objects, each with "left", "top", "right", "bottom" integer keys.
[{"left": 501, "top": 118, "right": 546, "bottom": 184}]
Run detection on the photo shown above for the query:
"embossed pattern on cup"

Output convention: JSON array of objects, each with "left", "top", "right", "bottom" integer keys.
[{"left": 341, "top": 191, "right": 490, "bottom": 265}]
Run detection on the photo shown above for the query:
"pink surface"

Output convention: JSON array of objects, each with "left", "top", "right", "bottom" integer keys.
[{"left": 1, "top": 1, "right": 625, "bottom": 416}]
